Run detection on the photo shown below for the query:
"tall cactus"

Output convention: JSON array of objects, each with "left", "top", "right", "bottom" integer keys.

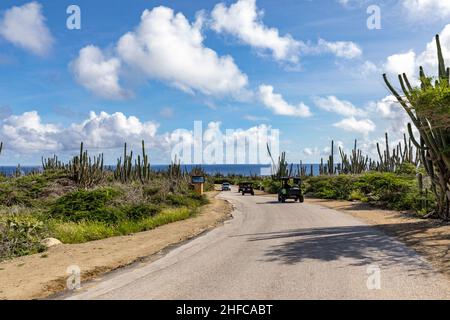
[
  {"left": 327, "top": 140, "right": 335, "bottom": 175},
  {"left": 68, "top": 142, "right": 104, "bottom": 188},
  {"left": 114, "top": 140, "right": 151, "bottom": 184},
  {"left": 383, "top": 34, "right": 450, "bottom": 219},
  {"left": 339, "top": 139, "right": 369, "bottom": 174}
]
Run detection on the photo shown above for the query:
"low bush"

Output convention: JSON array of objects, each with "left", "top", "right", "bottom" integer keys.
[
  {"left": 305, "top": 172, "right": 435, "bottom": 212},
  {"left": 261, "top": 179, "right": 281, "bottom": 194},
  {"left": 0, "top": 215, "right": 46, "bottom": 261},
  {"left": 48, "top": 187, "right": 123, "bottom": 224},
  {"left": 123, "top": 204, "right": 161, "bottom": 220},
  {"left": 165, "top": 192, "right": 208, "bottom": 207}
]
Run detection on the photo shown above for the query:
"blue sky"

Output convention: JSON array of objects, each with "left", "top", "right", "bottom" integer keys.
[{"left": 0, "top": 0, "right": 449, "bottom": 165}]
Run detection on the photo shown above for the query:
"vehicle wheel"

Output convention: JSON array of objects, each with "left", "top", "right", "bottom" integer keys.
[
  {"left": 281, "top": 197, "right": 286, "bottom": 203},
  {"left": 299, "top": 195, "right": 304, "bottom": 203},
  {"left": 242, "top": 192, "right": 245, "bottom": 196},
  {"left": 251, "top": 192, "right": 255, "bottom": 196}
]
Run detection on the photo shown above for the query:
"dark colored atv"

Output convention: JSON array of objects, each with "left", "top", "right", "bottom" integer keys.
[
  {"left": 278, "top": 177, "right": 304, "bottom": 203},
  {"left": 241, "top": 182, "right": 255, "bottom": 196}
]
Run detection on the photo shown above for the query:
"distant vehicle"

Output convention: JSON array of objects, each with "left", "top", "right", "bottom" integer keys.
[
  {"left": 241, "top": 182, "right": 255, "bottom": 196},
  {"left": 278, "top": 177, "right": 304, "bottom": 203},
  {"left": 222, "top": 182, "right": 231, "bottom": 191}
]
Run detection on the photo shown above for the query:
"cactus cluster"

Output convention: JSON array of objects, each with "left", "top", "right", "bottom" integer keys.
[
  {"left": 339, "top": 140, "right": 369, "bottom": 174},
  {"left": 319, "top": 141, "right": 338, "bottom": 175},
  {"left": 114, "top": 141, "right": 151, "bottom": 184},
  {"left": 384, "top": 34, "right": 450, "bottom": 219},
  {"left": 375, "top": 133, "right": 418, "bottom": 172},
  {"left": 267, "top": 144, "right": 290, "bottom": 178},
  {"left": 68, "top": 142, "right": 104, "bottom": 188},
  {"left": 42, "top": 155, "right": 67, "bottom": 171}
]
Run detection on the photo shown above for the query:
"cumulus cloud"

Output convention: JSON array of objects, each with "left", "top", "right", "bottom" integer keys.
[
  {"left": 116, "top": 6, "right": 248, "bottom": 97},
  {"left": 66, "top": 111, "right": 159, "bottom": 149},
  {"left": 0, "top": 2, "right": 53, "bottom": 56},
  {"left": 0, "top": 111, "right": 60, "bottom": 151},
  {"left": 384, "top": 24, "right": 450, "bottom": 79},
  {"left": 0, "top": 111, "right": 278, "bottom": 164},
  {"left": 71, "top": 46, "right": 128, "bottom": 100},
  {"left": 258, "top": 85, "right": 312, "bottom": 118},
  {"left": 0, "top": 111, "right": 159, "bottom": 153},
  {"left": 211, "top": 0, "right": 301, "bottom": 63},
  {"left": 210, "top": 0, "right": 362, "bottom": 63},
  {"left": 313, "top": 96, "right": 366, "bottom": 117},
  {"left": 367, "top": 95, "right": 410, "bottom": 135},
  {"left": 72, "top": 6, "right": 249, "bottom": 100},
  {"left": 316, "top": 39, "right": 362, "bottom": 59},
  {"left": 401, "top": 0, "right": 450, "bottom": 20},
  {"left": 333, "top": 117, "right": 376, "bottom": 135},
  {"left": 385, "top": 50, "right": 416, "bottom": 78}
]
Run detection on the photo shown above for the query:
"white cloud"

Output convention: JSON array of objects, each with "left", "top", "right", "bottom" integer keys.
[
  {"left": 0, "top": 111, "right": 278, "bottom": 164},
  {"left": 416, "top": 24, "right": 450, "bottom": 74},
  {"left": 0, "top": 2, "right": 53, "bottom": 56},
  {"left": 333, "top": 117, "right": 376, "bottom": 135},
  {"left": 401, "top": 0, "right": 450, "bottom": 20},
  {"left": 71, "top": 45, "right": 128, "bottom": 100},
  {"left": 316, "top": 39, "right": 362, "bottom": 59},
  {"left": 243, "top": 115, "right": 270, "bottom": 122},
  {"left": 313, "top": 96, "right": 366, "bottom": 117},
  {"left": 385, "top": 50, "right": 416, "bottom": 78},
  {"left": 0, "top": 111, "right": 159, "bottom": 153},
  {"left": 0, "top": 111, "right": 60, "bottom": 151},
  {"left": 370, "top": 95, "right": 401, "bottom": 119},
  {"left": 367, "top": 95, "right": 410, "bottom": 135},
  {"left": 211, "top": 0, "right": 301, "bottom": 63},
  {"left": 116, "top": 6, "right": 248, "bottom": 97},
  {"left": 66, "top": 111, "right": 159, "bottom": 149},
  {"left": 384, "top": 24, "right": 450, "bottom": 79},
  {"left": 258, "top": 85, "right": 312, "bottom": 118}
]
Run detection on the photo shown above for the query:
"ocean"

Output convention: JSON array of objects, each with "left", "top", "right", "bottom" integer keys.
[{"left": 0, "top": 164, "right": 322, "bottom": 177}]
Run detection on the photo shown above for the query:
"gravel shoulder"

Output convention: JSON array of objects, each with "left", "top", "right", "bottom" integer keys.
[
  {"left": 0, "top": 191, "right": 233, "bottom": 300},
  {"left": 305, "top": 198, "right": 450, "bottom": 281}
]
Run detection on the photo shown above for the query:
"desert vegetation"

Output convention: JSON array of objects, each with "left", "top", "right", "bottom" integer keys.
[
  {"left": 258, "top": 34, "right": 449, "bottom": 220},
  {"left": 0, "top": 141, "right": 211, "bottom": 261}
]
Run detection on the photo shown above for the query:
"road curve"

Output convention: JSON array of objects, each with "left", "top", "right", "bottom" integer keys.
[{"left": 64, "top": 188, "right": 450, "bottom": 300}]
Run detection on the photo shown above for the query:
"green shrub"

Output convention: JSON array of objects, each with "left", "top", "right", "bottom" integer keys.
[
  {"left": 354, "top": 172, "right": 416, "bottom": 210},
  {"left": 395, "top": 163, "right": 417, "bottom": 175},
  {"left": 143, "top": 186, "right": 160, "bottom": 197},
  {"left": 123, "top": 204, "right": 161, "bottom": 220},
  {"left": 48, "top": 188, "right": 124, "bottom": 224},
  {"left": 0, "top": 215, "right": 46, "bottom": 261},
  {"left": 261, "top": 179, "right": 281, "bottom": 194},
  {"left": 165, "top": 192, "right": 208, "bottom": 207},
  {"left": 306, "top": 172, "right": 436, "bottom": 212},
  {"left": 305, "top": 175, "right": 355, "bottom": 200}
]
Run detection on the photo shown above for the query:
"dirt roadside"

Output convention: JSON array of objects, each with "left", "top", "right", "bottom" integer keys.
[
  {"left": 306, "top": 198, "right": 450, "bottom": 280},
  {"left": 0, "top": 191, "right": 233, "bottom": 300}
]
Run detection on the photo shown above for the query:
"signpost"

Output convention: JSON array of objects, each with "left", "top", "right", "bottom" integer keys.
[{"left": 191, "top": 176, "right": 205, "bottom": 195}]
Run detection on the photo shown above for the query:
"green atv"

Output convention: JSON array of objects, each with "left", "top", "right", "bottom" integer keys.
[{"left": 278, "top": 177, "right": 304, "bottom": 203}]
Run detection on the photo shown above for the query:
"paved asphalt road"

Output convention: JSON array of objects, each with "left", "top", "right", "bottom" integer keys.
[{"left": 65, "top": 188, "right": 450, "bottom": 300}]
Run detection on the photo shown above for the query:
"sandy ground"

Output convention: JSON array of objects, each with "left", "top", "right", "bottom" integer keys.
[
  {"left": 306, "top": 198, "right": 450, "bottom": 280},
  {"left": 0, "top": 191, "right": 233, "bottom": 300}
]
